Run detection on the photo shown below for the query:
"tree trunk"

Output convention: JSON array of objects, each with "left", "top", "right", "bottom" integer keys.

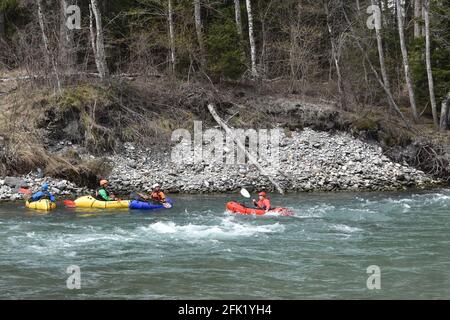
[
  {"left": 193, "top": 0, "right": 205, "bottom": 66},
  {"left": 414, "top": 0, "right": 421, "bottom": 38},
  {"left": 324, "top": 1, "right": 344, "bottom": 107},
  {"left": 37, "top": 0, "right": 61, "bottom": 92},
  {"left": 342, "top": 4, "right": 412, "bottom": 129},
  {"left": 0, "top": 10, "right": 5, "bottom": 40},
  {"left": 234, "top": 0, "right": 243, "bottom": 38},
  {"left": 89, "top": 4, "right": 97, "bottom": 62},
  {"left": 439, "top": 92, "right": 450, "bottom": 131},
  {"left": 245, "top": 0, "right": 258, "bottom": 78},
  {"left": 59, "top": 0, "right": 75, "bottom": 74},
  {"left": 90, "top": 0, "right": 108, "bottom": 79},
  {"left": 168, "top": 0, "right": 176, "bottom": 73},
  {"left": 423, "top": 0, "right": 438, "bottom": 127},
  {"left": 372, "top": 0, "right": 393, "bottom": 101},
  {"left": 395, "top": 0, "right": 419, "bottom": 121},
  {"left": 207, "top": 103, "right": 284, "bottom": 195}
]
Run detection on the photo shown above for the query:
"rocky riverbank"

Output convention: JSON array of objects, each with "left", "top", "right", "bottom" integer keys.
[
  {"left": 107, "top": 128, "right": 440, "bottom": 194},
  {"left": 0, "top": 127, "right": 442, "bottom": 202}
]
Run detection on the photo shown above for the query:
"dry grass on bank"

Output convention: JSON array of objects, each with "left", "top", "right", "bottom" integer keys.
[{"left": 1, "top": 75, "right": 450, "bottom": 184}]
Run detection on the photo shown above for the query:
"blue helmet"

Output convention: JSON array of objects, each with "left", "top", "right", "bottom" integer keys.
[{"left": 41, "top": 183, "right": 49, "bottom": 191}]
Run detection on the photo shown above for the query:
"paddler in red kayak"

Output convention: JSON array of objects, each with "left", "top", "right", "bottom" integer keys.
[{"left": 252, "top": 191, "right": 271, "bottom": 212}]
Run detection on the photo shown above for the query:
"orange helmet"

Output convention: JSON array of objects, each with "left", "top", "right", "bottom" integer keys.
[
  {"left": 258, "top": 192, "right": 267, "bottom": 197},
  {"left": 100, "top": 179, "right": 108, "bottom": 186}
]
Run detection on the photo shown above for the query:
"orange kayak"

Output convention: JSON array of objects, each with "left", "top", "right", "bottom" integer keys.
[{"left": 226, "top": 201, "right": 293, "bottom": 216}]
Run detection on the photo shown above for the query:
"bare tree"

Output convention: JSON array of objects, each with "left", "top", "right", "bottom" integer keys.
[
  {"left": 414, "top": 0, "right": 422, "bottom": 38},
  {"left": 0, "top": 9, "right": 5, "bottom": 40},
  {"left": 234, "top": 0, "right": 243, "bottom": 38},
  {"left": 342, "top": 4, "right": 412, "bottom": 129},
  {"left": 37, "top": 0, "right": 61, "bottom": 92},
  {"left": 440, "top": 92, "right": 450, "bottom": 131},
  {"left": 323, "top": 0, "right": 344, "bottom": 106},
  {"left": 371, "top": 0, "right": 393, "bottom": 106},
  {"left": 423, "top": 0, "right": 438, "bottom": 127},
  {"left": 90, "top": 0, "right": 108, "bottom": 79},
  {"left": 395, "top": 0, "right": 419, "bottom": 121},
  {"left": 168, "top": 0, "right": 176, "bottom": 73},
  {"left": 193, "top": 0, "right": 205, "bottom": 66},
  {"left": 245, "top": 0, "right": 258, "bottom": 77},
  {"left": 59, "top": 0, "right": 75, "bottom": 74},
  {"left": 89, "top": 3, "right": 96, "bottom": 59}
]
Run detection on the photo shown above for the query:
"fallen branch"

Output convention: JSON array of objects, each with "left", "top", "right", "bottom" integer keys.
[{"left": 207, "top": 103, "right": 285, "bottom": 195}]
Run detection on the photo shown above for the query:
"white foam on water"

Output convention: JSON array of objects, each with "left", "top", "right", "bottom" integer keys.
[
  {"left": 330, "top": 224, "right": 362, "bottom": 233},
  {"left": 140, "top": 218, "right": 285, "bottom": 240}
]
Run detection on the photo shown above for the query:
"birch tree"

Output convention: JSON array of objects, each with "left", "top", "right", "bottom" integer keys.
[
  {"left": 440, "top": 92, "right": 450, "bottom": 131},
  {"left": 371, "top": 0, "right": 393, "bottom": 106},
  {"left": 423, "top": 0, "right": 438, "bottom": 127},
  {"left": 342, "top": 4, "right": 411, "bottom": 128},
  {"left": 234, "top": 0, "right": 243, "bottom": 38},
  {"left": 414, "top": 0, "right": 421, "bottom": 38},
  {"left": 37, "top": 0, "right": 61, "bottom": 92},
  {"left": 90, "top": 0, "right": 108, "bottom": 79},
  {"left": 395, "top": 0, "right": 419, "bottom": 121},
  {"left": 168, "top": 0, "right": 176, "bottom": 73},
  {"left": 59, "top": 0, "right": 75, "bottom": 73},
  {"left": 193, "top": 0, "right": 205, "bottom": 66},
  {"left": 245, "top": 0, "right": 258, "bottom": 77},
  {"left": 324, "top": 0, "right": 344, "bottom": 105}
]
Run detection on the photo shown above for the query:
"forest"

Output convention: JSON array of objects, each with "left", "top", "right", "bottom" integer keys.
[{"left": 0, "top": 0, "right": 448, "bottom": 123}]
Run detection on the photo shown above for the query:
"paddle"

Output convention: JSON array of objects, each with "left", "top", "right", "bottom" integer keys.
[
  {"left": 163, "top": 202, "right": 172, "bottom": 209},
  {"left": 240, "top": 188, "right": 251, "bottom": 199},
  {"left": 239, "top": 188, "right": 255, "bottom": 207}
]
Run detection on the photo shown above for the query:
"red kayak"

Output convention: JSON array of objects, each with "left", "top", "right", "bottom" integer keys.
[{"left": 226, "top": 201, "right": 294, "bottom": 216}]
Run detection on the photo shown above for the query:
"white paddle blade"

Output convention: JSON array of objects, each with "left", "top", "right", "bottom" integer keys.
[
  {"left": 240, "top": 188, "right": 251, "bottom": 198},
  {"left": 163, "top": 202, "right": 172, "bottom": 209}
]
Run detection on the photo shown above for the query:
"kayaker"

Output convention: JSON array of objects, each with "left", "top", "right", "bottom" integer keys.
[
  {"left": 137, "top": 183, "right": 166, "bottom": 204},
  {"left": 252, "top": 191, "right": 271, "bottom": 212},
  {"left": 95, "top": 179, "right": 116, "bottom": 201},
  {"left": 29, "top": 183, "right": 56, "bottom": 203}
]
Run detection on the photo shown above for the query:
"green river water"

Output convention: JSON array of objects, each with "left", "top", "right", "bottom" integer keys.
[{"left": 0, "top": 190, "right": 449, "bottom": 299}]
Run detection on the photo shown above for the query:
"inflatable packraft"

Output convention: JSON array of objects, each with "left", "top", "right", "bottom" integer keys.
[
  {"left": 129, "top": 197, "right": 173, "bottom": 211},
  {"left": 73, "top": 196, "right": 130, "bottom": 209},
  {"left": 25, "top": 199, "right": 56, "bottom": 211},
  {"left": 226, "top": 201, "right": 293, "bottom": 216}
]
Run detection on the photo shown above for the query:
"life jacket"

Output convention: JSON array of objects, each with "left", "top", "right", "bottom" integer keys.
[
  {"left": 151, "top": 190, "right": 165, "bottom": 203},
  {"left": 29, "top": 191, "right": 51, "bottom": 203},
  {"left": 256, "top": 198, "right": 271, "bottom": 210},
  {"left": 95, "top": 187, "right": 109, "bottom": 201}
]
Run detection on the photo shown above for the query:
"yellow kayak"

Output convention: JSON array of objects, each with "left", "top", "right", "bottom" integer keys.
[
  {"left": 73, "top": 196, "right": 130, "bottom": 209},
  {"left": 25, "top": 199, "right": 56, "bottom": 211}
]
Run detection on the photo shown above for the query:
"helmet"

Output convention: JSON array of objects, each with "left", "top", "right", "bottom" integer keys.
[
  {"left": 41, "top": 183, "right": 49, "bottom": 191},
  {"left": 100, "top": 179, "right": 108, "bottom": 186},
  {"left": 258, "top": 191, "right": 267, "bottom": 197},
  {"left": 152, "top": 183, "right": 161, "bottom": 189}
]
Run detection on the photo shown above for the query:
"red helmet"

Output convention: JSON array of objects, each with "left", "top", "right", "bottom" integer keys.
[{"left": 258, "top": 192, "right": 267, "bottom": 197}]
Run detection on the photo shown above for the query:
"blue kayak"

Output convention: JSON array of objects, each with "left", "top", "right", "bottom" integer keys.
[{"left": 129, "top": 197, "right": 173, "bottom": 211}]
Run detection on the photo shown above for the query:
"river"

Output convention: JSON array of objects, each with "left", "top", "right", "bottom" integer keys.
[{"left": 0, "top": 190, "right": 449, "bottom": 299}]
